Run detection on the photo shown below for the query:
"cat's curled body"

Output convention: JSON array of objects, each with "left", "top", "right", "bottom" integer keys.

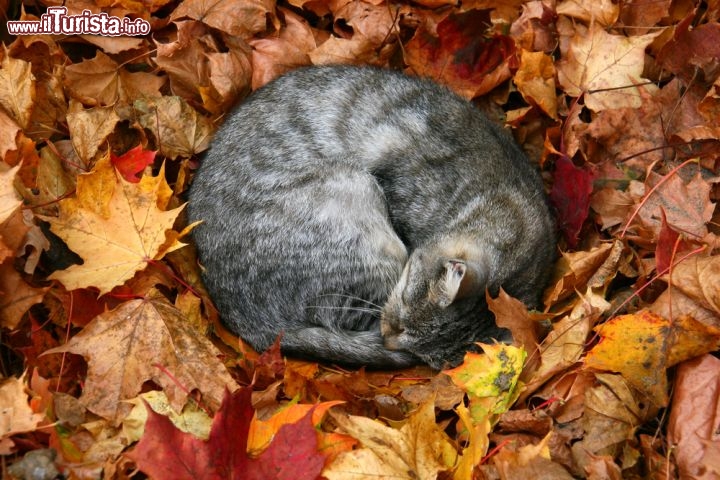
[{"left": 188, "top": 65, "right": 555, "bottom": 369}]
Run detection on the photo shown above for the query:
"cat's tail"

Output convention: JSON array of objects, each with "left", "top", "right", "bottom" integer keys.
[{"left": 279, "top": 327, "right": 421, "bottom": 369}]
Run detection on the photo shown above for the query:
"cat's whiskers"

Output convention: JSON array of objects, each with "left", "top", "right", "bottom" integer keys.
[
  {"left": 315, "top": 293, "right": 384, "bottom": 310},
  {"left": 304, "top": 305, "right": 382, "bottom": 315}
]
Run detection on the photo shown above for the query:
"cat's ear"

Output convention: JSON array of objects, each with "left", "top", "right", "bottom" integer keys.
[{"left": 431, "top": 260, "right": 479, "bottom": 308}]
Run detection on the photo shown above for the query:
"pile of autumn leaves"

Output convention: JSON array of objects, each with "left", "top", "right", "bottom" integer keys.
[{"left": 1, "top": 0, "right": 720, "bottom": 478}]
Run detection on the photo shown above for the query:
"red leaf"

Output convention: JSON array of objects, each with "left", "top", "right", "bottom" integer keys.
[
  {"left": 404, "top": 9, "right": 517, "bottom": 98},
  {"left": 550, "top": 155, "right": 594, "bottom": 248},
  {"left": 127, "top": 387, "right": 326, "bottom": 480},
  {"left": 110, "top": 145, "right": 156, "bottom": 183}
]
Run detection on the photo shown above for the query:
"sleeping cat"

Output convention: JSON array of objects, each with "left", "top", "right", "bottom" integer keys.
[{"left": 188, "top": 65, "right": 555, "bottom": 369}]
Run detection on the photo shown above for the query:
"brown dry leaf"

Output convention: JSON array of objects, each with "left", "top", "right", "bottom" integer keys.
[
  {"left": 668, "top": 354, "right": 720, "bottom": 480},
  {"left": 493, "top": 432, "right": 574, "bottom": 479},
  {"left": 585, "top": 310, "right": 720, "bottom": 406},
  {"left": 206, "top": 44, "right": 253, "bottom": 110},
  {"left": 543, "top": 242, "right": 615, "bottom": 308},
  {"left": 21, "top": 145, "right": 76, "bottom": 215},
  {"left": 331, "top": 0, "right": 395, "bottom": 46},
  {"left": 585, "top": 92, "right": 669, "bottom": 170},
  {"left": 633, "top": 171, "right": 716, "bottom": 243},
  {"left": 0, "top": 208, "right": 48, "bottom": 329},
  {"left": 590, "top": 187, "right": 635, "bottom": 231},
  {"left": 663, "top": 254, "right": 720, "bottom": 317},
  {"left": 64, "top": 51, "right": 164, "bottom": 106},
  {"left": 525, "top": 289, "right": 609, "bottom": 398},
  {"left": 324, "top": 399, "right": 457, "bottom": 480},
  {"left": 135, "top": 96, "right": 213, "bottom": 159},
  {"left": 171, "top": 0, "right": 277, "bottom": 39},
  {"left": 556, "top": 23, "right": 659, "bottom": 111},
  {"left": 488, "top": 287, "right": 538, "bottom": 357},
  {"left": 40, "top": 157, "right": 189, "bottom": 295},
  {"left": 0, "top": 373, "right": 45, "bottom": 454},
  {"left": 514, "top": 49, "right": 558, "bottom": 119},
  {"left": 43, "top": 295, "right": 239, "bottom": 421},
  {"left": 571, "top": 373, "right": 650, "bottom": 473},
  {"left": 79, "top": 35, "right": 144, "bottom": 55},
  {"left": 310, "top": 32, "right": 393, "bottom": 66},
  {"left": 155, "top": 20, "right": 214, "bottom": 105},
  {"left": 249, "top": 9, "right": 314, "bottom": 90},
  {"left": 556, "top": 0, "right": 619, "bottom": 26},
  {"left": 66, "top": 100, "right": 120, "bottom": 164},
  {"left": 0, "top": 54, "right": 35, "bottom": 129}
]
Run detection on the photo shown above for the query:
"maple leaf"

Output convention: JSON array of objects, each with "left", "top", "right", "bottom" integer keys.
[
  {"left": 556, "top": 22, "right": 659, "bottom": 111},
  {"left": 493, "top": 432, "right": 574, "bottom": 479},
  {"left": 63, "top": 51, "right": 165, "bottom": 107},
  {"left": 0, "top": 108, "right": 21, "bottom": 161},
  {"left": 0, "top": 373, "right": 46, "bottom": 454},
  {"left": 43, "top": 295, "right": 238, "bottom": 420},
  {"left": 128, "top": 387, "right": 327, "bottom": 480},
  {"left": 657, "top": 13, "right": 720, "bottom": 82},
  {"left": 135, "top": 96, "right": 214, "bottom": 160},
  {"left": 0, "top": 54, "right": 35, "bottom": 129},
  {"left": 556, "top": 0, "right": 619, "bottom": 26},
  {"left": 0, "top": 164, "right": 21, "bottom": 224},
  {"left": 324, "top": 398, "right": 457, "bottom": 480},
  {"left": 549, "top": 154, "right": 594, "bottom": 248},
  {"left": 66, "top": 100, "right": 120, "bottom": 164},
  {"left": 585, "top": 310, "right": 720, "bottom": 406},
  {"left": 404, "top": 9, "right": 516, "bottom": 99},
  {"left": 668, "top": 354, "right": 720, "bottom": 479},
  {"left": 514, "top": 49, "right": 558, "bottom": 119},
  {"left": 110, "top": 145, "right": 157, "bottom": 183},
  {"left": 171, "top": 0, "right": 277, "bottom": 39},
  {"left": 633, "top": 171, "right": 716, "bottom": 243},
  {"left": 40, "top": 156, "right": 189, "bottom": 295}
]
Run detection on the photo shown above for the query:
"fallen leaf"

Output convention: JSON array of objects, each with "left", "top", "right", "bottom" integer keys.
[
  {"left": 0, "top": 164, "right": 21, "bottom": 224},
  {"left": 110, "top": 145, "right": 156, "bottom": 183},
  {"left": 657, "top": 13, "right": 720, "bottom": 81},
  {"left": 0, "top": 373, "right": 45, "bottom": 454},
  {"left": 633, "top": 171, "right": 716, "bottom": 243},
  {"left": 43, "top": 294, "right": 238, "bottom": 420},
  {"left": 135, "top": 96, "right": 213, "bottom": 160},
  {"left": 549, "top": 155, "right": 594, "bottom": 248},
  {"left": 556, "top": 0, "right": 619, "bottom": 26},
  {"left": 585, "top": 310, "right": 720, "bottom": 406},
  {"left": 404, "top": 9, "right": 516, "bottom": 99},
  {"left": 663, "top": 254, "right": 720, "bottom": 317},
  {"left": 556, "top": 23, "right": 659, "bottom": 111},
  {"left": 0, "top": 54, "right": 35, "bottom": 129},
  {"left": 40, "top": 157, "right": 188, "bottom": 295},
  {"left": 668, "top": 354, "right": 720, "bottom": 480},
  {"left": 247, "top": 400, "right": 344, "bottom": 454},
  {"left": 66, "top": 100, "right": 120, "bottom": 164},
  {"left": 0, "top": 108, "right": 21, "bottom": 159},
  {"left": 514, "top": 49, "right": 558, "bottom": 119},
  {"left": 128, "top": 387, "right": 327, "bottom": 480},
  {"left": 171, "top": 0, "right": 277, "bottom": 39},
  {"left": 123, "top": 390, "right": 212, "bottom": 443},
  {"left": 63, "top": 51, "right": 165, "bottom": 107},
  {"left": 324, "top": 398, "right": 457, "bottom": 480},
  {"left": 493, "top": 432, "right": 574, "bottom": 479},
  {"left": 445, "top": 343, "right": 525, "bottom": 412}
]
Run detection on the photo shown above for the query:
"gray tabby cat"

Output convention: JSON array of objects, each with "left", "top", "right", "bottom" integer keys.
[{"left": 188, "top": 65, "right": 555, "bottom": 369}]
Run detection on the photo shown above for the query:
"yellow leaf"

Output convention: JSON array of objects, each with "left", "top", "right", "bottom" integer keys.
[
  {"left": 585, "top": 310, "right": 720, "bottom": 406},
  {"left": 40, "top": 157, "right": 188, "bottom": 295},
  {"left": 453, "top": 403, "right": 490, "bottom": 480},
  {"left": 123, "top": 390, "right": 212, "bottom": 443},
  {"left": 444, "top": 343, "right": 525, "bottom": 414},
  {"left": 323, "top": 398, "right": 457, "bottom": 480},
  {"left": 557, "top": 23, "right": 659, "bottom": 111},
  {"left": 514, "top": 50, "right": 558, "bottom": 119}
]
